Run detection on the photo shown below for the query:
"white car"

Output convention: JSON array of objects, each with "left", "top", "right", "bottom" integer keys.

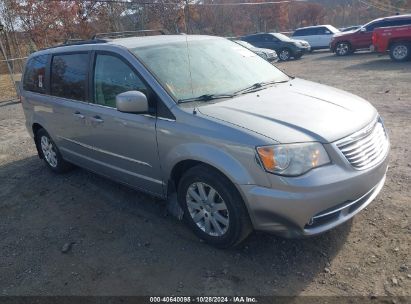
[{"left": 292, "top": 25, "right": 340, "bottom": 51}]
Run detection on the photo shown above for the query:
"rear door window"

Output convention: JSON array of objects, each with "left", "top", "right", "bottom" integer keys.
[
  {"left": 51, "top": 53, "right": 89, "bottom": 101},
  {"left": 293, "top": 29, "right": 307, "bottom": 36},
  {"left": 304, "top": 28, "right": 317, "bottom": 36},
  {"left": 23, "top": 55, "right": 48, "bottom": 94}
]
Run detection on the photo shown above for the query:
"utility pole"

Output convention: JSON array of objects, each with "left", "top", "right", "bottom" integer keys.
[{"left": 185, "top": 0, "right": 190, "bottom": 34}]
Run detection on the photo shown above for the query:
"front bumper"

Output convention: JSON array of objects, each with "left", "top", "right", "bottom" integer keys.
[
  {"left": 301, "top": 46, "right": 311, "bottom": 53},
  {"left": 239, "top": 150, "right": 389, "bottom": 238}
]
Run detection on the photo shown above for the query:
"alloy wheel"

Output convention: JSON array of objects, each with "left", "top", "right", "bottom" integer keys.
[
  {"left": 40, "top": 135, "right": 58, "bottom": 168},
  {"left": 186, "top": 182, "right": 229, "bottom": 237},
  {"left": 279, "top": 50, "right": 290, "bottom": 61},
  {"left": 393, "top": 45, "right": 408, "bottom": 61},
  {"left": 336, "top": 43, "right": 349, "bottom": 56}
]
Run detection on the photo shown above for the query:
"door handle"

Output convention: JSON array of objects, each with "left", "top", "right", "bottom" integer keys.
[
  {"left": 73, "top": 112, "right": 85, "bottom": 119},
  {"left": 90, "top": 115, "right": 104, "bottom": 124}
]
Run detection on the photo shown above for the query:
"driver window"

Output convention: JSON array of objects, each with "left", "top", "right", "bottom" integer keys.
[
  {"left": 366, "top": 22, "right": 381, "bottom": 32},
  {"left": 263, "top": 34, "right": 274, "bottom": 41},
  {"left": 94, "top": 54, "right": 147, "bottom": 108}
]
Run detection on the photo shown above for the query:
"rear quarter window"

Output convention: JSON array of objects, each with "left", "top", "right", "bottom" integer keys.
[{"left": 23, "top": 55, "right": 48, "bottom": 94}]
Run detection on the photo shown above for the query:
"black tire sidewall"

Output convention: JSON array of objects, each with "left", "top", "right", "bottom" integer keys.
[{"left": 177, "top": 165, "right": 250, "bottom": 248}]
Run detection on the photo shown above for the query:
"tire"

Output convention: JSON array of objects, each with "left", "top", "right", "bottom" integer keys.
[
  {"left": 177, "top": 165, "right": 252, "bottom": 248},
  {"left": 335, "top": 42, "right": 351, "bottom": 56},
  {"left": 35, "top": 128, "right": 73, "bottom": 173},
  {"left": 278, "top": 48, "right": 291, "bottom": 61},
  {"left": 389, "top": 42, "right": 410, "bottom": 62}
]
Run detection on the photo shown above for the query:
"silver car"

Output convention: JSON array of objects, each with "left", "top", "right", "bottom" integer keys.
[
  {"left": 21, "top": 35, "right": 389, "bottom": 247},
  {"left": 234, "top": 40, "right": 278, "bottom": 62}
]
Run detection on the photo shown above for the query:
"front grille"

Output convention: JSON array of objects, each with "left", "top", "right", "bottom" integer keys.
[{"left": 337, "top": 119, "right": 389, "bottom": 170}]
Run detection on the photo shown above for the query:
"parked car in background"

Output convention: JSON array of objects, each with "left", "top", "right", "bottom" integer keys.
[
  {"left": 331, "top": 14, "right": 411, "bottom": 56},
  {"left": 234, "top": 40, "right": 278, "bottom": 62},
  {"left": 373, "top": 25, "right": 411, "bottom": 61},
  {"left": 20, "top": 34, "right": 389, "bottom": 247},
  {"left": 340, "top": 25, "right": 362, "bottom": 32},
  {"left": 241, "top": 32, "right": 310, "bottom": 61},
  {"left": 292, "top": 25, "right": 340, "bottom": 51}
]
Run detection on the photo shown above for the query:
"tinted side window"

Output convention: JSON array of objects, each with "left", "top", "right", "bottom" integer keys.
[
  {"left": 318, "top": 27, "right": 332, "bottom": 35},
  {"left": 94, "top": 54, "right": 147, "bottom": 108},
  {"left": 302, "top": 28, "right": 317, "bottom": 35},
  {"left": 389, "top": 19, "right": 411, "bottom": 26},
  {"left": 293, "top": 29, "right": 306, "bottom": 36},
  {"left": 23, "top": 55, "right": 48, "bottom": 94},
  {"left": 243, "top": 35, "right": 259, "bottom": 42},
  {"left": 366, "top": 21, "right": 384, "bottom": 31},
  {"left": 51, "top": 53, "right": 88, "bottom": 101}
]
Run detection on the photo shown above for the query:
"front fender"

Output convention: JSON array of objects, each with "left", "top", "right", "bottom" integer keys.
[{"left": 162, "top": 143, "right": 270, "bottom": 187}]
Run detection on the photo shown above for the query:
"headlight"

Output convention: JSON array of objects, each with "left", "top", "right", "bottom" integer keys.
[{"left": 256, "top": 143, "right": 330, "bottom": 176}]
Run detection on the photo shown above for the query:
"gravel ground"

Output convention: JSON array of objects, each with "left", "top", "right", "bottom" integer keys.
[{"left": 0, "top": 51, "right": 410, "bottom": 297}]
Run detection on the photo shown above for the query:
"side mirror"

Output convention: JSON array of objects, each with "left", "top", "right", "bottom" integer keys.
[
  {"left": 116, "top": 91, "right": 149, "bottom": 114},
  {"left": 360, "top": 27, "right": 366, "bottom": 33}
]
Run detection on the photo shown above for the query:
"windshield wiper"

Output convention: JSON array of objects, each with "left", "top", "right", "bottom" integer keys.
[
  {"left": 233, "top": 80, "right": 289, "bottom": 95},
  {"left": 178, "top": 93, "right": 235, "bottom": 104}
]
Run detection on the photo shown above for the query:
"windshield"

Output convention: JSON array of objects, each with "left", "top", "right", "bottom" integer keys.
[
  {"left": 327, "top": 25, "right": 341, "bottom": 33},
  {"left": 272, "top": 33, "right": 292, "bottom": 41},
  {"left": 131, "top": 37, "right": 289, "bottom": 102}
]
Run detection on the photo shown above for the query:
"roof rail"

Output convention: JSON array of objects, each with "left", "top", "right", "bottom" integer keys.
[
  {"left": 61, "top": 38, "right": 108, "bottom": 45},
  {"left": 91, "top": 29, "right": 168, "bottom": 40},
  {"left": 39, "top": 38, "right": 108, "bottom": 51}
]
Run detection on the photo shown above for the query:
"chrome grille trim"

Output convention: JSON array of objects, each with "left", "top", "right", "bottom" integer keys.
[{"left": 336, "top": 119, "right": 389, "bottom": 170}]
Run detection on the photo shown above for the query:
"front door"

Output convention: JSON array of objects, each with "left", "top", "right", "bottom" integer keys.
[{"left": 71, "top": 52, "right": 163, "bottom": 196}]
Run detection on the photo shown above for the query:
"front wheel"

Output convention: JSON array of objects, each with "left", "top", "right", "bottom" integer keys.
[
  {"left": 335, "top": 42, "right": 351, "bottom": 56},
  {"left": 278, "top": 48, "right": 291, "bottom": 61},
  {"left": 390, "top": 42, "right": 410, "bottom": 62},
  {"left": 177, "top": 165, "right": 252, "bottom": 248}
]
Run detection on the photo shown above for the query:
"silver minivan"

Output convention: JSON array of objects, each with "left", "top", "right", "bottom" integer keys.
[{"left": 21, "top": 34, "right": 389, "bottom": 247}]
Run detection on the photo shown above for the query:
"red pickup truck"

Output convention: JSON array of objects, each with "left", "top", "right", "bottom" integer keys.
[{"left": 373, "top": 25, "right": 411, "bottom": 62}]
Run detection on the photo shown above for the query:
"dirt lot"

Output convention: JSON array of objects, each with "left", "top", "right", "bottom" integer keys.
[
  {"left": 0, "top": 73, "right": 20, "bottom": 102},
  {"left": 0, "top": 51, "right": 410, "bottom": 297}
]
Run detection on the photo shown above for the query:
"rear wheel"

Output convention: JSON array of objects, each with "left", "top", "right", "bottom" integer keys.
[
  {"left": 36, "top": 129, "right": 73, "bottom": 173},
  {"left": 177, "top": 165, "right": 252, "bottom": 248},
  {"left": 335, "top": 42, "right": 351, "bottom": 56},
  {"left": 390, "top": 42, "right": 410, "bottom": 62},
  {"left": 278, "top": 48, "right": 291, "bottom": 61}
]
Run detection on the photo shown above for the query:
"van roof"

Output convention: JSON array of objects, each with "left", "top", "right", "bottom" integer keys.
[{"left": 34, "top": 35, "right": 221, "bottom": 55}]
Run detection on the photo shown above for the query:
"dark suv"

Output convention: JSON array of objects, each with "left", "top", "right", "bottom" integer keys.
[
  {"left": 331, "top": 14, "right": 411, "bottom": 56},
  {"left": 241, "top": 33, "right": 310, "bottom": 61}
]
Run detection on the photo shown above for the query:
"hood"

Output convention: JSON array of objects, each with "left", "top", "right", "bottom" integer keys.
[
  {"left": 197, "top": 78, "right": 377, "bottom": 143},
  {"left": 257, "top": 48, "right": 277, "bottom": 55},
  {"left": 293, "top": 39, "right": 310, "bottom": 46}
]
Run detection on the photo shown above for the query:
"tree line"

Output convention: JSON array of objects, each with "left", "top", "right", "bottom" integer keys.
[{"left": 0, "top": 0, "right": 410, "bottom": 52}]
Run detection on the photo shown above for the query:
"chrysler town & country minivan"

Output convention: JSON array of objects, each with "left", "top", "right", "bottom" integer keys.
[{"left": 21, "top": 34, "right": 389, "bottom": 247}]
